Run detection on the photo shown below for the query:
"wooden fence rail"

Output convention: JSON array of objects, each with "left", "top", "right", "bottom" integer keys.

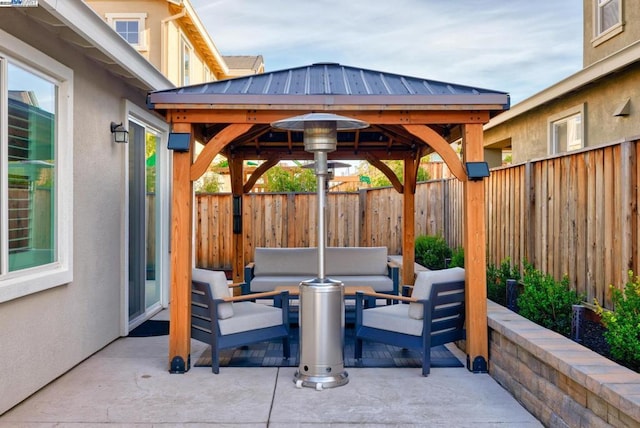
[{"left": 195, "top": 138, "right": 639, "bottom": 310}]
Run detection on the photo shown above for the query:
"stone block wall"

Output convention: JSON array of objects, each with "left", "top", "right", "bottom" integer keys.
[{"left": 487, "top": 301, "right": 640, "bottom": 427}]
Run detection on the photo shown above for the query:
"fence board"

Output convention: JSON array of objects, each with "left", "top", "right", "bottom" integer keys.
[{"left": 194, "top": 139, "right": 639, "bottom": 310}]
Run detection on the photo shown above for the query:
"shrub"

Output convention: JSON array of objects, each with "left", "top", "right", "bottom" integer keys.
[
  {"left": 595, "top": 271, "right": 640, "bottom": 371},
  {"left": 486, "top": 258, "right": 520, "bottom": 306},
  {"left": 449, "top": 247, "right": 464, "bottom": 268},
  {"left": 414, "top": 234, "right": 451, "bottom": 270},
  {"left": 517, "top": 263, "right": 583, "bottom": 336}
]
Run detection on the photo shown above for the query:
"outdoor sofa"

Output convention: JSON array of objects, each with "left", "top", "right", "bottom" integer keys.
[{"left": 242, "top": 246, "right": 400, "bottom": 295}]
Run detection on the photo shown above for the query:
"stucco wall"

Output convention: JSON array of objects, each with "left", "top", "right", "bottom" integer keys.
[
  {"left": 583, "top": 0, "right": 640, "bottom": 67},
  {"left": 485, "top": 62, "right": 640, "bottom": 164},
  {"left": 0, "top": 11, "right": 154, "bottom": 414}
]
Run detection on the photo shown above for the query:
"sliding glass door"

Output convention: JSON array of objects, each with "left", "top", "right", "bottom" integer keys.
[{"left": 128, "top": 120, "right": 163, "bottom": 321}]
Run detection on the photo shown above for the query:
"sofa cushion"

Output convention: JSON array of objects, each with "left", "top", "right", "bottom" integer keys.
[
  {"left": 218, "top": 302, "right": 283, "bottom": 335},
  {"left": 408, "top": 267, "right": 465, "bottom": 320},
  {"left": 331, "top": 275, "right": 393, "bottom": 292},
  {"left": 250, "top": 275, "right": 313, "bottom": 292},
  {"left": 253, "top": 247, "right": 317, "bottom": 276},
  {"left": 326, "top": 247, "right": 388, "bottom": 276},
  {"left": 192, "top": 268, "right": 234, "bottom": 319}
]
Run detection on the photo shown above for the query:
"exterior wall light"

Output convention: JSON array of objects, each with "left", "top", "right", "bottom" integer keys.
[
  {"left": 110, "top": 122, "right": 128, "bottom": 143},
  {"left": 465, "top": 161, "right": 490, "bottom": 181}
]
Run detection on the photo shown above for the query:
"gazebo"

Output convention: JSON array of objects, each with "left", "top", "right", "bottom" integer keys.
[{"left": 147, "top": 62, "right": 510, "bottom": 374}]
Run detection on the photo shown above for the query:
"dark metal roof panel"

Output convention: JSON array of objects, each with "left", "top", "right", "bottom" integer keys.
[{"left": 149, "top": 63, "right": 509, "bottom": 109}]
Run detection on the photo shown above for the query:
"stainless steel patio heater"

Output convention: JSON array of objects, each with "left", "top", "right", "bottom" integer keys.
[{"left": 271, "top": 113, "right": 368, "bottom": 390}]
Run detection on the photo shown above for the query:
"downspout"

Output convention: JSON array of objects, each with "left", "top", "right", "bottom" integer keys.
[{"left": 161, "top": 8, "right": 187, "bottom": 79}]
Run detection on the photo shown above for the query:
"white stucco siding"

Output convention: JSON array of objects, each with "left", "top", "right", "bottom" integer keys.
[{"left": 0, "top": 9, "right": 159, "bottom": 414}]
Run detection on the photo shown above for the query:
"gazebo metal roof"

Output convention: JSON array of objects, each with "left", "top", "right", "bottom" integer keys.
[{"left": 149, "top": 62, "right": 509, "bottom": 108}]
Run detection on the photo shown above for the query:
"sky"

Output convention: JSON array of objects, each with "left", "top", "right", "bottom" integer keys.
[{"left": 191, "top": 0, "right": 584, "bottom": 105}]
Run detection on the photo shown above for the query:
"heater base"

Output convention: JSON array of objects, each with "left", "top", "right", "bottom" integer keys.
[{"left": 293, "top": 371, "right": 349, "bottom": 390}]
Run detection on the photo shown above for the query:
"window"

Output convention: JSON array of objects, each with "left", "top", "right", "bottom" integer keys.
[
  {"left": 548, "top": 106, "right": 585, "bottom": 155},
  {"left": 106, "top": 13, "right": 147, "bottom": 51},
  {"left": 180, "top": 38, "right": 191, "bottom": 86},
  {"left": 593, "top": 0, "right": 623, "bottom": 44},
  {"left": 115, "top": 20, "right": 139, "bottom": 45},
  {"left": 0, "top": 30, "right": 73, "bottom": 302}
]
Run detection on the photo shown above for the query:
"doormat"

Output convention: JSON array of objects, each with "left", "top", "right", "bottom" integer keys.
[
  {"left": 194, "top": 327, "right": 463, "bottom": 369},
  {"left": 128, "top": 320, "right": 169, "bottom": 337}
]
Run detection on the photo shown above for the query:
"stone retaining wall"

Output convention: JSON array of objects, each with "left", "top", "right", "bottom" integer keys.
[{"left": 487, "top": 301, "right": 640, "bottom": 427}]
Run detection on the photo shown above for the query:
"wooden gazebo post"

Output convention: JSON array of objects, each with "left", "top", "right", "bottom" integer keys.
[
  {"left": 168, "top": 123, "right": 194, "bottom": 373},
  {"left": 461, "top": 123, "right": 489, "bottom": 371},
  {"left": 402, "top": 155, "right": 418, "bottom": 286}
]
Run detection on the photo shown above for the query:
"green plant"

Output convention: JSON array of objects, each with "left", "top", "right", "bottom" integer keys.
[
  {"left": 195, "top": 173, "right": 222, "bottom": 193},
  {"left": 595, "top": 271, "right": 640, "bottom": 371},
  {"left": 449, "top": 247, "right": 464, "bottom": 268},
  {"left": 486, "top": 258, "right": 520, "bottom": 306},
  {"left": 517, "top": 263, "right": 583, "bottom": 336},
  {"left": 414, "top": 234, "right": 451, "bottom": 270},
  {"left": 264, "top": 165, "right": 317, "bottom": 192}
]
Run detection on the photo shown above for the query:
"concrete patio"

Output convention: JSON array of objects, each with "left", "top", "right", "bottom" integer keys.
[{"left": 0, "top": 313, "right": 542, "bottom": 427}]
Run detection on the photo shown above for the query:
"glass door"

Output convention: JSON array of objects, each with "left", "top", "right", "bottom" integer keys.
[{"left": 128, "top": 121, "right": 162, "bottom": 320}]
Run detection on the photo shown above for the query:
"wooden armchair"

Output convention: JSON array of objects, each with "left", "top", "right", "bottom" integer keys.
[
  {"left": 354, "top": 267, "right": 466, "bottom": 376},
  {"left": 191, "top": 268, "right": 291, "bottom": 374}
]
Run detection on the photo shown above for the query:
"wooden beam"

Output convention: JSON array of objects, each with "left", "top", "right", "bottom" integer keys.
[
  {"left": 243, "top": 158, "right": 280, "bottom": 193},
  {"left": 229, "top": 158, "right": 244, "bottom": 286},
  {"left": 190, "top": 124, "right": 253, "bottom": 181},
  {"left": 402, "top": 124, "right": 468, "bottom": 181},
  {"left": 169, "top": 109, "right": 491, "bottom": 126},
  {"left": 364, "top": 153, "right": 404, "bottom": 193},
  {"left": 402, "top": 156, "right": 418, "bottom": 286},
  {"left": 168, "top": 123, "right": 194, "bottom": 373},
  {"left": 462, "top": 123, "right": 489, "bottom": 373}
]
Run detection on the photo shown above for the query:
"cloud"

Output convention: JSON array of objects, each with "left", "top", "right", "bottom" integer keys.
[{"left": 192, "top": 0, "right": 583, "bottom": 103}]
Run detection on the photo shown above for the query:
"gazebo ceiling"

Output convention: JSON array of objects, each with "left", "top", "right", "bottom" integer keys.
[{"left": 147, "top": 62, "right": 510, "bottom": 161}]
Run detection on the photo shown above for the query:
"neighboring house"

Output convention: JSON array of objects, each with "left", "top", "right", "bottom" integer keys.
[
  {"left": 224, "top": 55, "right": 265, "bottom": 77},
  {"left": 86, "top": 0, "right": 264, "bottom": 85},
  {"left": 484, "top": 0, "right": 640, "bottom": 164},
  {"left": 0, "top": 0, "right": 175, "bottom": 414}
]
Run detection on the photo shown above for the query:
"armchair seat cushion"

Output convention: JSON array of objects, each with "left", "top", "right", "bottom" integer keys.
[
  {"left": 363, "top": 304, "right": 423, "bottom": 336},
  {"left": 218, "top": 302, "right": 284, "bottom": 336}
]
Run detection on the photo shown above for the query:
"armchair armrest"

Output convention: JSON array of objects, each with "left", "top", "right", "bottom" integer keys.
[
  {"left": 387, "top": 261, "right": 400, "bottom": 295},
  {"left": 402, "top": 285, "right": 414, "bottom": 297},
  {"left": 242, "top": 262, "right": 256, "bottom": 294},
  {"left": 222, "top": 289, "right": 285, "bottom": 302},
  {"left": 359, "top": 291, "right": 417, "bottom": 304}
]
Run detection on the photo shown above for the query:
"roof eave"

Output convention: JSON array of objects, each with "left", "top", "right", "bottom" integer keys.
[
  {"left": 39, "top": 0, "right": 173, "bottom": 91},
  {"left": 148, "top": 93, "right": 510, "bottom": 110}
]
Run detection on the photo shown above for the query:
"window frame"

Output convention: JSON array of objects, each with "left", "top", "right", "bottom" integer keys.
[
  {"left": 547, "top": 104, "right": 586, "bottom": 155},
  {"left": 106, "top": 13, "right": 148, "bottom": 51},
  {"left": 0, "top": 29, "right": 73, "bottom": 303},
  {"left": 180, "top": 36, "right": 192, "bottom": 86},
  {"left": 592, "top": 0, "right": 624, "bottom": 46}
]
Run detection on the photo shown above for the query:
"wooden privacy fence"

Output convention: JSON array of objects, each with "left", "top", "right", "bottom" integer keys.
[
  {"left": 487, "top": 139, "right": 639, "bottom": 309},
  {"left": 195, "top": 138, "right": 639, "bottom": 310}
]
